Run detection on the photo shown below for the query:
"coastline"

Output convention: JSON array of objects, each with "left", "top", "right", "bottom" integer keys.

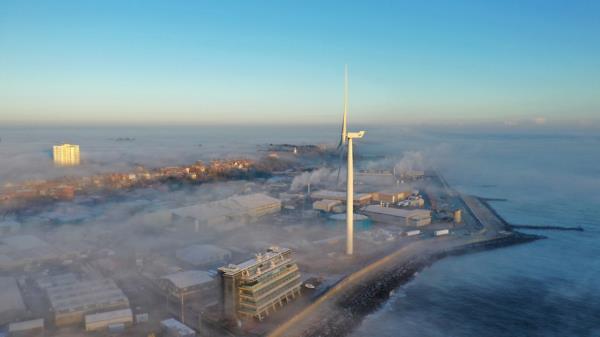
[{"left": 296, "top": 232, "right": 542, "bottom": 337}]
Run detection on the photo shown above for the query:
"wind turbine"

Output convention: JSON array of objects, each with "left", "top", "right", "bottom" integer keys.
[{"left": 335, "top": 65, "right": 366, "bottom": 255}]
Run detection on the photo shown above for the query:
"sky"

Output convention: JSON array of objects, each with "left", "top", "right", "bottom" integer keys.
[{"left": 0, "top": 0, "right": 599, "bottom": 126}]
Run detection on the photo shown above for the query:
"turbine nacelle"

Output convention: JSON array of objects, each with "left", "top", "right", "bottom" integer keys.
[{"left": 347, "top": 131, "right": 365, "bottom": 139}]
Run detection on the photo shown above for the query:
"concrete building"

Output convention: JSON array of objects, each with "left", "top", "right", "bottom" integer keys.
[
  {"left": 312, "top": 199, "right": 342, "bottom": 213},
  {"left": 161, "top": 318, "right": 196, "bottom": 337},
  {"left": 0, "top": 277, "right": 26, "bottom": 326},
  {"left": 84, "top": 308, "right": 133, "bottom": 331},
  {"left": 175, "top": 244, "right": 231, "bottom": 268},
  {"left": 52, "top": 143, "right": 80, "bottom": 166},
  {"left": 45, "top": 278, "right": 130, "bottom": 326},
  {"left": 171, "top": 193, "right": 281, "bottom": 231},
  {"left": 8, "top": 318, "right": 44, "bottom": 336},
  {"left": 218, "top": 246, "right": 302, "bottom": 321},
  {"left": 310, "top": 190, "right": 372, "bottom": 206},
  {"left": 158, "top": 270, "right": 215, "bottom": 324},
  {"left": 371, "top": 189, "right": 411, "bottom": 204},
  {"left": 363, "top": 205, "right": 432, "bottom": 227}
]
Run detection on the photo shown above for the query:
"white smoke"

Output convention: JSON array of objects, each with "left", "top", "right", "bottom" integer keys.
[
  {"left": 289, "top": 167, "right": 343, "bottom": 191},
  {"left": 394, "top": 151, "right": 426, "bottom": 173}
]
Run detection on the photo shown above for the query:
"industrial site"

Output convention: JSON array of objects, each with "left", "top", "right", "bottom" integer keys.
[
  {"left": 0, "top": 134, "right": 543, "bottom": 337},
  {"left": 0, "top": 70, "right": 542, "bottom": 337}
]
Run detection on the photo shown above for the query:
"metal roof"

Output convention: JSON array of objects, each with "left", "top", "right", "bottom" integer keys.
[
  {"left": 171, "top": 193, "right": 281, "bottom": 220},
  {"left": 160, "top": 318, "right": 195, "bottom": 335},
  {"left": 363, "top": 205, "right": 431, "bottom": 219},
  {"left": 46, "top": 279, "right": 128, "bottom": 313},
  {"left": 175, "top": 244, "right": 231, "bottom": 266},
  {"left": 161, "top": 270, "right": 213, "bottom": 289},
  {"left": 310, "top": 190, "right": 372, "bottom": 201},
  {"left": 85, "top": 308, "right": 132, "bottom": 324}
]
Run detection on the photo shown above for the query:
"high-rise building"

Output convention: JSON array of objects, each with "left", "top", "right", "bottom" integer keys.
[
  {"left": 52, "top": 143, "right": 80, "bottom": 166},
  {"left": 218, "top": 246, "right": 302, "bottom": 321}
]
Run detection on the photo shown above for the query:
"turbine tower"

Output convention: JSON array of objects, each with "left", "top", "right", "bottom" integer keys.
[{"left": 346, "top": 130, "right": 365, "bottom": 255}]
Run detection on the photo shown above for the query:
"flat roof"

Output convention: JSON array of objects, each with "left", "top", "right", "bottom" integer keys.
[
  {"left": 310, "top": 190, "right": 372, "bottom": 200},
  {"left": 172, "top": 193, "right": 281, "bottom": 220},
  {"left": 36, "top": 273, "right": 79, "bottom": 289},
  {"left": 363, "top": 205, "right": 431, "bottom": 218},
  {"left": 46, "top": 279, "right": 129, "bottom": 314},
  {"left": 9, "top": 318, "right": 44, "bottom": 332},
  {"left": 85, "top": 308, "right": 132, "bottom": 324},
  {"left": 176, "top": 244, "right": 231, "bottom": 266},
  {"left": 161, "top": 270, "right": 213, "bottom": 289},
  {"left": 161, "top": 318, "right": 195, "bottom": 335},
  {"left": 219, "top": 246, "right": 290, "bottom": 276},
  {"left": 0, "top": 277, "right": 26, "bottom": 319}
]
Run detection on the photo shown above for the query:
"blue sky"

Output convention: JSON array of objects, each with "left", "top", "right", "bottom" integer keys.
[{"left": 1, "top": 0, "right": 599, "bottom": 126}]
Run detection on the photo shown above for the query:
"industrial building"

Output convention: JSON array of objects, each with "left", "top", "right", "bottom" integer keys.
[
  {"left": 371, "top": 188, "right": 412, "bottom": 204},
  {"left": 0, "top": 277, "right": 26, "bottom": 326},
  {"left": 175, "top": 244, "right": 231, "bottom": 267},
  {"left": 52, "top": 143, "right": 80, "bottom": 166},
  {"left": 218, "top": 246, "right": 302, "bottom": 321},
  {"left": 45, "top": 278, "right": 130, "bottom": 326},
  {"left": 158, "top": 270, "right": 215, "bottom": 323},
  {"left": 310, "top": 190, "right": 372, "bottom": 206},
  {"left": 171, "top": 193, "right": 281, "bottom": 231},
  {"left": 8, "top": 318, "right": 44, "bottom": 336},
  {"left": 84, "top": 308, "right": 133, "bottom": 331},
  {"left": 312, "top": 199, "right": 342, "bottom": 213},
  {"left": 328, "top": 213, "right": 372, "bottom": 231},
  {"left": 161, "top": 318, "right": 196, "bottom": 337},
  {"left": 363, "top": 205, "right": 432, "bottom": 227}
]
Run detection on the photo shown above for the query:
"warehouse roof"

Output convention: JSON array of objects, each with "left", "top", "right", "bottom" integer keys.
[
  {"left": 0, "top": 277, "right": 26, "bottom": 323},
  {"left": 172, "top": 193, "right": 281, "bottom": 220},
  {"left": 85, "top": 308, "right": 132, "bottom": 324},
  {"left": 363, "top": 205, "right": 431, "bottom": 219},
  {"left": 176, "top": 244, "right": 231, "bottom": 267},
  {"left": 310, "top": 190, "right": 372, "bottom": 201},
  {"left": 8, "top": 318, "right": 44, "bottom": 332},
  {"left": 161, "top": 270, "right": 213, "bottom": 290},
  {"left": 46, "top": 279, "right": 129, "bottom": 314},
  {"left": 161, "top": 318, "right": 195, "bottom": 335}
]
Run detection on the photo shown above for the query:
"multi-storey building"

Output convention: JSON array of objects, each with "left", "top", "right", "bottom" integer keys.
[
  {"left": 218, "top": 246, "right": 302, "bottom": 321},
  {"left": 52, "top": 143, "right": 80, "bottom": 166}
]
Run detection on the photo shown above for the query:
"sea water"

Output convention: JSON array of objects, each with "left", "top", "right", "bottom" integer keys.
[{"left": 350, "top": 128, "right": 600, "bottom": 337}]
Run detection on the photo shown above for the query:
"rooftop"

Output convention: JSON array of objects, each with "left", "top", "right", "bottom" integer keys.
[
  {"left": 8, "top": 318, "right": 44, "bottom": 332},
  {"left": 46, "top": 278, "right": 129, "bottom": 314},
  {"left": 85, "top": 308, "right": 132, "bottom": 324},
  {"left": 219, "top": 246, "right": 290, "bottom": 276},
  {"left": 172, "top": 193, "right": 281, "bottom": 220},
  {"left": 363, "top": 205, "right": 431, "bottom": 218},
  {"left": 310, "top": 190, "right": 372, "bottom": 201},
  {"left": 160, "top": 318, "right": 195, "bottom": 335},
  {"left": 0, "top": 277, "right": 26, "bottom": 323},
  {"left": 176, "top": 244, "right": 231, "bottom": 267},
  {"left": 161, "top": 270, "right": 213, "bottom": 290}
]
